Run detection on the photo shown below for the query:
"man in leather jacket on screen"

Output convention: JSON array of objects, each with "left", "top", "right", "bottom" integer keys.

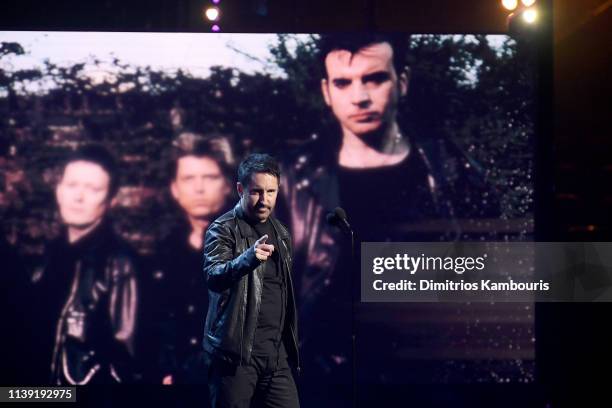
[
  {"left": 277, "top": 34, "right": 500, "bottom": 391},
  {"left": 203, "top": 153, "right": 300, "bottom": 408},
  {"left": 144, "top": 134, "right": 233, "bottom": 388},
  {"left": 31, "top": 144, "right": 139, "bottom": 384}
]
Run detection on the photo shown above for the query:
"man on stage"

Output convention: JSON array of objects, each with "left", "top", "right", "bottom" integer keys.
[{"left": 203, "top": 153, "right": 300, "bottom": 408}]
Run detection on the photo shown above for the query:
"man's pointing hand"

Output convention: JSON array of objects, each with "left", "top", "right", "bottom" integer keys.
[{"left": 254, "top": 234, "right": 275, "bottom": 262}]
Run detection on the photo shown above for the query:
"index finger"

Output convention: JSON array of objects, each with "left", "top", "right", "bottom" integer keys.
[{"left": 255, "top": 234, "right": 269, "bottom": 245}]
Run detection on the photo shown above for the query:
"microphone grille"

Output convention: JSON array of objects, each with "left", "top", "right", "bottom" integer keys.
[{"left": 334, "top": 207, "right": 347, "bottom": 220}]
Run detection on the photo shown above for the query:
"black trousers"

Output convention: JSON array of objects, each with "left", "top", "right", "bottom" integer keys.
[{"left": 208, "top": 353, "right": 300, "bottom": 408}]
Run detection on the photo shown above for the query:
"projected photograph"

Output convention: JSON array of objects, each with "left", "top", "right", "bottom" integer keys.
[{"left": 0, "top": 31, "right": 536, "bottom": 404}]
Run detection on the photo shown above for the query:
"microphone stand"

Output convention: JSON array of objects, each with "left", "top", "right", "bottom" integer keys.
[
  {"left": 349, "top": 228, "right": 356, "bottom": 408},
  {"left": 328, "top": 212, "right": 357, "bottom": 407},
  {"left": 340, "top": 222, "right": 356, "bottom": 408}
]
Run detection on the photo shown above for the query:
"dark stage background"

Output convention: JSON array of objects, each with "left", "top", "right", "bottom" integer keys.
[{"left": 1, "top": 0, "right": 611, "bottom": 407}]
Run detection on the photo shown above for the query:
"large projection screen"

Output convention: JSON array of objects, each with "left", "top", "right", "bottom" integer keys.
[{"left": 1, "top": 32, "right": 536, "bottom": 399}]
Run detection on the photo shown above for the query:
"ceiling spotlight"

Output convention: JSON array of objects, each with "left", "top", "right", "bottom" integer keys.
[
  {"left": 204, "top": 7, "right": 220, "bottom": 21},
  {"left": 502, "top": 0, "right": 518, "bottom": 10},
  {"left": 522, "top": 8, "right": 538, "bottom": 24},
  {"left": 521, "top": 0, "right": 536, "bottom": 6}
]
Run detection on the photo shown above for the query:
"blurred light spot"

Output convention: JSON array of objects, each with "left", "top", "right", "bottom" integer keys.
[
  {"left": 205, "top": 7, "right": 220, "bottom": 21},
  {"left": 502, "top": 0, "right": 518, "bottom": 10},
  {"left": 523, "top": 8, "right": 538, "bottom": 24}
]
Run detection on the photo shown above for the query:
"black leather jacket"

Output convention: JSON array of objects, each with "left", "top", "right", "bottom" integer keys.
[
  {"left": 31, "top": 218, "right": 139, "bottom": 384},
  {"left": 202, "top": 202, "right": 299, "bottom": 370},
  {"left": 144, "top": 218, "right": 212, "bottom": 383}
]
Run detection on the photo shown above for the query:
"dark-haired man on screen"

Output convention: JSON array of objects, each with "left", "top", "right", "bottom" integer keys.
[
  {"left": 279, "top": 34, "right": 498, "bottom": 390},
  {"left": 145, "top": 134, "right": 233, "bottom": 388}
]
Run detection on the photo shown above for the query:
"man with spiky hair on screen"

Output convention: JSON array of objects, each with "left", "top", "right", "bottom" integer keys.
[{"left": 145, "top": 133, "right": 233, "bottom": 391}]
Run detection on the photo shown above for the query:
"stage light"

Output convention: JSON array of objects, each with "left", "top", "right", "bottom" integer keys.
[
  {"left": 205, "top": 7, "right": 220, "bottom": 21},
  {"left": 212, "top": 0, "right": 221, "bottom": 4},
  {"left": 521, "top": 0, "right": 536, "bottom": 6},
  {"left": 523, "top": 8, "right": 538, "bottom": 24},
  {"left": 212, "top": 24, "right": 220, "bottom": 32},
  {"left": 502, "top": 0, "right": 518, "bottom": 11}
]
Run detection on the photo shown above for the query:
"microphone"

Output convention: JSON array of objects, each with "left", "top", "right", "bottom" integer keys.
[{"left": 326, "top": 207, "right": 352, "bottom": 233}]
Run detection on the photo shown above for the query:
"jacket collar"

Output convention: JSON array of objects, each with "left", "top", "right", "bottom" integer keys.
[
  {"left": 57, "top": 216, "right": 115, "bottom": 253},
  {"left": 233, "top": 202, "right": 253, "bottom": 239}
]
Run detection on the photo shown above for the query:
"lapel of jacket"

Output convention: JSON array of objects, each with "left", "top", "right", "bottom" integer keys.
[{"left": 233, "top": 202, "right": 264, "bottom": 285}]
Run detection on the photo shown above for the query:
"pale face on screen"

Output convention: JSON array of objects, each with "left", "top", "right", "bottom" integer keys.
[
  {"left": 171, "top": 155, "right": 231, "bottom": 219},
  {"left": 56, "top": 161, "right": 111, "bottom": 229},
  {"left": 321, "top": 42, "right": 408, "bottom": 139}
]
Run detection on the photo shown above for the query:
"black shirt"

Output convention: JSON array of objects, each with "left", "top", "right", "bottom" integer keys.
[
  {"left": 249, "top": 218, "right": 288, "bottom": 358},
  {"left": 337, "top": 152, "right": 438, "bottom": 243}
]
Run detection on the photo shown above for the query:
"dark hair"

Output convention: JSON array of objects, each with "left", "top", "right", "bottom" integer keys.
[
  {"left": 237, "top": 154, "right": 280, "bottom": 187},
  {"left": 169, "top": 133, "right": 233, "bottom": 182},
  {"left": 318, "top": 33, "right": 409, "bottom": 78},
  {"left": 61, "top": 144, "right": 119, "bottom": 200}
]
